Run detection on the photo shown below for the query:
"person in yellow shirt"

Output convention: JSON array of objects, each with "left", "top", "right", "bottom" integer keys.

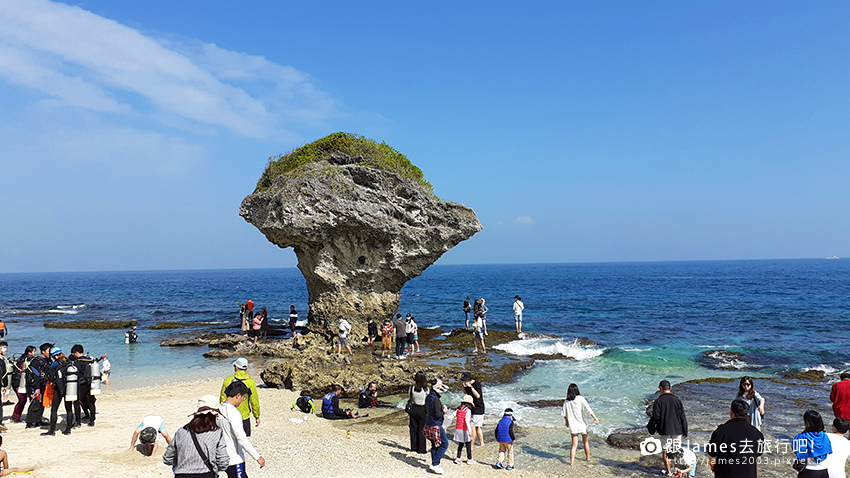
[{"left": 220, "top": 357, "right": 260, "bottom": 436}]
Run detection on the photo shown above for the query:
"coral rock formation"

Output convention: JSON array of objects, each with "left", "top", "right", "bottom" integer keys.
[{"left": 240, "top": 139, "right": 481, "bottom": 332}]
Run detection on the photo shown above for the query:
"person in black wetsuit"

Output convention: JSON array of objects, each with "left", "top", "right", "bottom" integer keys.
[
  {"left": 25, "top": 343, "right": 52, "bottom": 429},
  {"left": 70, "top": 344, "right": 97, "bottom": 427},
  {"left": 42, "top": 348, "right": 74, "bottom": 436},
  {"left": 367, "top": 319, "right": 378, "bottom": 355},
  {"left": 321, "top": 385, "right": 354, "bottom": 420}
]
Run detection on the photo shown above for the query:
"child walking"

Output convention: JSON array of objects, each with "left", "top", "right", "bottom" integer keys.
[
  {"left": 453, "top": 395, "right": 476, "bottom": 464},
  {"left": 495, "top": 408, "right": 517, "bottom": 470},
  {"left": 561, "top": 383, "right": 600, "bottom": 465}
]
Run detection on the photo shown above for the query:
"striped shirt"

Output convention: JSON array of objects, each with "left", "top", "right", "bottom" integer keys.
[{"left": 162, "top": 427, "right": 228, "bottom": 474}]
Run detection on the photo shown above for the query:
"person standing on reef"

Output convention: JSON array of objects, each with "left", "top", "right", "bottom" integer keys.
[
  {"left": 513, "top": 296, "right": 524, "bottom": 333},
  {"left": 238, "top": 302, "right": 249, "bottom": 337},
  {"left": 289, "top": 305, "right": 298, "bottom": 337},
  {"left": 337, "top": 316, "right": 353, "bottom": 357},
  {"left": 257, "top": 307, "right": 269, "bottom": 339},
  {"left": 0, "top": 319, "right": 7, "bottom": 338},
  {"left": 251, "top": 312, "right": 262, "bottom": 345},
  {"left": 463, "top": 297, "right": 472, "bottom": 330},
  {"left": 823, "top": 417, "right": 850, "bottom": 478},
  {"left": 461, "top": 372, "right": 486, "bottom": 448},
  {"left": 245, "top": 299, "right": 254, "bottom": 316},
  {"left": 394, "top": 314, "right": 407, "bottom": 359},
  {"left": 380, "top": 318, "right": 394, "bottom": 358},
  {"left": 647, "top": 379, "right": 688, "bottom": 476},
  {"left": 367, "top": 318, "right": 378, "bottom": 355},
  {"left": 831, "top": 373, "right": 850, "bottom": 420},
  {"left": 220, "top": 358, "right": 260, "bottom": 437},
  {"left": 472, "top": 300, "right": 488, "bottom": 354}
]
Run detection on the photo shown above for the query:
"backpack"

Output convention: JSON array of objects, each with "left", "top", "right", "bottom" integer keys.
[{"left": 295, "top": 396, "right": 314, "bottom": 413}]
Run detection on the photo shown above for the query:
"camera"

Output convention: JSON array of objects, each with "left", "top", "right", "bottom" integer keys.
[{"left": 640, "top": 437, "right": 663, "bottom": 456}]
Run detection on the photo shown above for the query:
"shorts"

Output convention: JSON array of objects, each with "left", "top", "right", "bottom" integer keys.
[
  {"left": 515, "top": 314, "right": 522, "bottom": 323},
  {"left": 338, "top": 336, "right": 349, "bottom": 347},
  {"left": 226, "top": 462, "right": 248, "bottom": 478},
  {"left": 659, "top": 434, "right": 682, "bottom": 453},
  {"left": 382, "top": 336, "right": 392, "bottom": 349},
  {"left": 407, "top": 333, "right": 414, "bottom": 344},
  {"left": 470, "top": 413, "right": 484, "bottom": 428}
]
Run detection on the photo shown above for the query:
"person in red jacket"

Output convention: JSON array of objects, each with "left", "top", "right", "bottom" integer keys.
[{"left": 830, "top": 372, "right": 850, "bottom": 419}]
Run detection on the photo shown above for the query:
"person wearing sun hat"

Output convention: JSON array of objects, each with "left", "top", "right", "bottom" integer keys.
[
  {"left": 453, "top": 394, "right": 476, "bottom": 464},
  {"left": 162, "top": 396, "right": 228, "bottom": 475},
  {"left": 220, "top": 357, "right": 260, "bottom": 437}
]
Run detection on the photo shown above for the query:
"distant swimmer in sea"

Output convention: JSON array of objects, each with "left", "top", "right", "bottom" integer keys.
[{"left": 125, "top": 326, "right": 138, "bottom": 344}]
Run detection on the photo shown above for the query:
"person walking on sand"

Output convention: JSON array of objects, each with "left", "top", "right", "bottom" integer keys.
[
  {"left": 463, "top": 297, "right": 472, "bottom": 330},
  {"left": 513, "top": 296, "right": 524, "bottom": 333},
  {"left": 216, "top": 382, "right": 267, "bottom": 478},
  {"left": 495, "top": 408, "right": 517, "bottom": 470},
  {"left": 452, "top": 395, "right": 476, "bottom": 464},
  {"left": 220, "top": 358, "right": 260, "bottom": 437},
  {"left": 337, "top": 316, "right": 353, "bottom": 357},
  {"left": 162, "top": 402, "right": 229, "bottom": 476},
  {"left": 647, "top": 380, "right": 688, "bottom": 476},
  {"left": 381, "top": 318, "right": 394, "bottom": 358},
  {"left": 11, "top": 345, "right": 35, "bottom": 423},
  {"left": 707, "top": 399, "right": 764, "bottom": 478},
  {"left": 24, "top": 343, "right": 52, "bottom": 429},
  {"left": 831, "top": 373, "right": 850, "bottom": 420},
  {"left": 562, "top": 383, "right": 600, "bottom": 465},
  {"left": 408, "top": 372, "right": 429, "bottom": 454},
  {"left": 736, "top": 376, "right": 765, "bottom": 430},
  {"left": 424, "top": 379, "right": 450, "bottom": 475},
  {"left": 461, "top": 372, "right": 485, "bottom": 448}
]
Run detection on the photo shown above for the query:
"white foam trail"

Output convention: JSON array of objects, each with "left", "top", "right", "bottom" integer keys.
[
  {"left": 493, "top": 338, "right": 604, "bottom": 361},
  {"left": 804, "top": 364, "right": 838, "bottom": 374},
  {"left": 56, "top": 304, "right": 86, "bottom": 310},
  {"left": 619, "top": 347, "right": 654, "bottom": 352}
]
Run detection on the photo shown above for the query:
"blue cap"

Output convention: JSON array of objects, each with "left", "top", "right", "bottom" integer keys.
[
  {"left": 232, "top": 358, "right": 248, "bottom": 369},
  {"left": 50, "top": 347, "right": 62, "bottom": 357}
]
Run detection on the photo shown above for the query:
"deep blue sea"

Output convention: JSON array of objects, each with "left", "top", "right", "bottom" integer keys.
[{"left": 1, "top": 259, "right": 848, "bottom": 431}]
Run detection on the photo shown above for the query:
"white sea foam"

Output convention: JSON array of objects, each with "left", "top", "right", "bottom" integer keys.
[
  {"left": 48, "top": 304, "right": 87, "bottom": 314},
  {"left": 804, "top": 364, "right": 838, "bottom": 375},
  {"left": 56, "top": 304, "right": 86, "bottom": 310},
  {"left": 619, "top": 347, "right": 653, "bottom": 352},
  {"left": 493, "top": 337, "right": 604, "bottom": 361}
]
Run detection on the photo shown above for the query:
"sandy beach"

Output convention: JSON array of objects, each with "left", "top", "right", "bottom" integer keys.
[{"left": 2, "top": 377, "right": 635, "bottom": 478}]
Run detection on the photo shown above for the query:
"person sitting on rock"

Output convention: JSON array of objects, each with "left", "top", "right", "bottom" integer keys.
[
  {"left": 322, "top": 385, "right": 355, "bottom": 420},
  {"left": 358, "top": 382, "right": 391, "bottom": 408}
]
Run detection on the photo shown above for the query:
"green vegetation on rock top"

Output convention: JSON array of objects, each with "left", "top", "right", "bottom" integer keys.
[{"left": 255, "top": 132, "right": 433, "bottom": 193}]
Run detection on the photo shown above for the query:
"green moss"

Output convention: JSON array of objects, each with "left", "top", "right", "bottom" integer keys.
[
  {"left": 44, "top": 319, "right": 138, "bottom": 330},
  {"left": 255, "top": 132, "right": 433, "bottom": 193},
  {"left": 149, "top": 321, "right": 220, "bottom": 330}
]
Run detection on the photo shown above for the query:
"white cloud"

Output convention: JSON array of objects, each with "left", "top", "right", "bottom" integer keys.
[
  {"left": 0, "top": 0, "right": 339, "bottom": 138},
  {"left": 514, "top": 216, "right": 534, "bottom": 225}
]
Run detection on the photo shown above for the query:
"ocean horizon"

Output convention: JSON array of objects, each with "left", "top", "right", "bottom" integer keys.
[{"left": 2, "top": 258, "right": 848, "bottom": 433}]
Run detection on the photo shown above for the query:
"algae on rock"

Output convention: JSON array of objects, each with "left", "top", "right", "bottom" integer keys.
[{"left": 240, "top": 133, "right": 482, "bottom": 332}]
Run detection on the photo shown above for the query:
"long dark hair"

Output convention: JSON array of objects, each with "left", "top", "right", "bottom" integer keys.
[
  {"left": 738, "top": 376, "right": 755, "bottom": 400},
  {"left": 184, "top": 411, "right": 219, "bottom": 434},
  {"left": 566, "top": 383, "right": 580, "bottom": 401},
  {"left": 414, "top": 371, "right": 427, "bottom": 393},
  {"left": 804, "top": 410, "right": 825, "bottom": 433}
]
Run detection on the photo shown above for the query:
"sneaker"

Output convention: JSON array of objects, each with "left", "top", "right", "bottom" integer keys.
[
  {"left": 429, "top": 465, "right": 444, "bottom": 474},
  {"left": 496, "top": 462, "right": 503, "bottom": 469},
  {"left": 506, "top": 466, "right": 513, "bottom": 470},
  {"left": 454, "top": 458, "right": 463, "bottom": 464},
  {"left": 466, "top": 459, "right": 478, "bottom": 465}
]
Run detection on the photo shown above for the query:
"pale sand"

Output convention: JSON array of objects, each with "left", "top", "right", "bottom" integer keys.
[{"left": 1, "top": 379, "right": 625, "bottom": 478}]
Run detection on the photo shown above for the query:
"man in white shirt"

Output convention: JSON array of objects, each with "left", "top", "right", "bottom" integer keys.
[
  {"left": 129, "top": 415, "right": 171, "bottom": 456},
  {"left": 513, "top": 296, "right": 525, "bottom": 333},
  {"left": 825, "top": 417, "right": 850, "bottom": 478},
  {"left": 210, "top": 382, "right": 266, "bottom": 478},
  {"left": 337, "top": 316, "right": 352, "bottom": 357}
]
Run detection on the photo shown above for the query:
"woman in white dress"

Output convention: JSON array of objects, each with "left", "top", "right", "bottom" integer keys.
[{"left": 561, "top": 383, "right": 599, "bottom": 465}]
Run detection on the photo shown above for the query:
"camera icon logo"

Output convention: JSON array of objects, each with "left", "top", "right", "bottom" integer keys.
[{"left": 640, "top": 437, "right": 663, "bottom": 456}]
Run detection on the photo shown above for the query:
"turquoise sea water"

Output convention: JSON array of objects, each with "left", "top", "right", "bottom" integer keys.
[{"left": 1, "top": 259, "right": 848, "bottom": 432}]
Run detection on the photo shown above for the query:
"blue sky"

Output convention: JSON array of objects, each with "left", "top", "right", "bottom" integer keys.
[{"left": 1, "top": 1, "right": 848, "bottom": 272}]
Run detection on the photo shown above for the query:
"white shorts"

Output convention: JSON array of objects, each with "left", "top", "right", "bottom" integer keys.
[
  {"left": 515, "top": 314, "right": 522, "bottom": 323},
  {"left": 470, "top": 414, "right": 484, "bottom": 428}
]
